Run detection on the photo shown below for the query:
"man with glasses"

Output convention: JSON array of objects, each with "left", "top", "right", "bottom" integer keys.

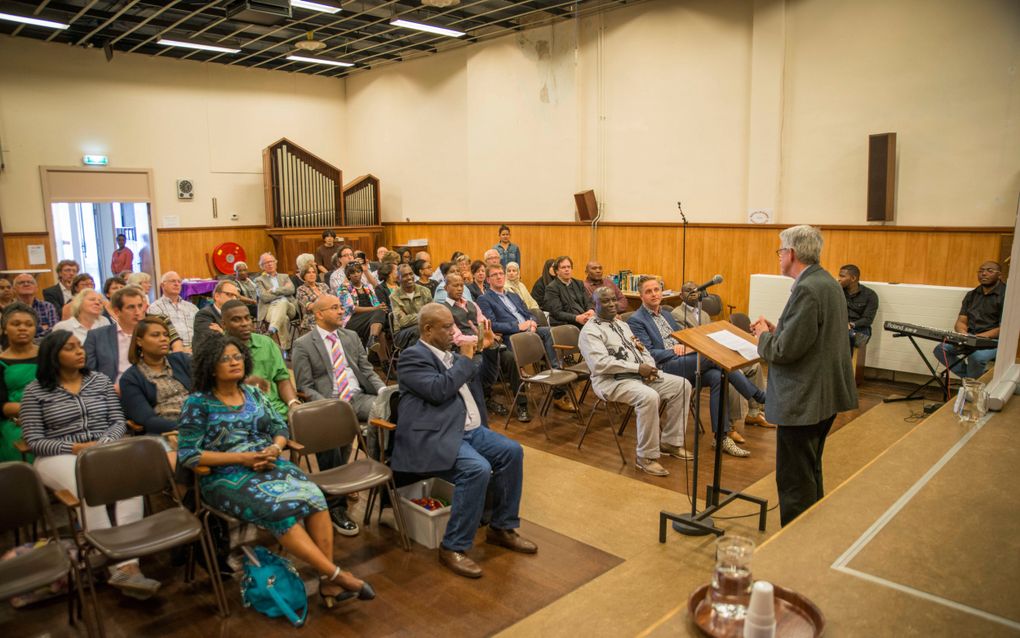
[
  {"left": 149, "top": 271, "right": 199, "bottom": 349},
  {"left": 933, "top": 261, "right": 1006, "bottom": 379},
  {"left": 43, "top": 259, "right": 79, "bottom": 310},
  {"left": 13, "top": 273, "right": 58, "bottom": 338},
  {"left": 192, "top": 280, "right": 239, "bottom": 353},
  {"left": 255, "top": 252, "right": 298, "bottom": 350}
]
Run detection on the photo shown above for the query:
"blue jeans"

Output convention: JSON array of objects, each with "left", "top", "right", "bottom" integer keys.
[
  {"left": 661, "top": 354, "right": 765, "bottom": 433},
  {"left": 433, "top": 427, "right": 524, "bottom": 552},
  {"left": 932, "top": 343, "right": 996, "bottom": 379}
]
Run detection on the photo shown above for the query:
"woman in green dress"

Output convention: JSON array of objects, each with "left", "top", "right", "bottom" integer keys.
[
  {"left": 177, "top": 333, "right": 374, "bottom": 608},
  {"left": 0, "top": 302, "right": 39, "bottom": 462}
]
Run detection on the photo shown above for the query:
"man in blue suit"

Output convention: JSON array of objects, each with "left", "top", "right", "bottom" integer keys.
[
  {"left": 85, "top": 286, "right": 147, "bottom": 385},
  {"left": 628, "top": 276, "right": 766, "bottom": 458},
  {"left": 393, "top": 303, "right": 537, "bottom": 578}
]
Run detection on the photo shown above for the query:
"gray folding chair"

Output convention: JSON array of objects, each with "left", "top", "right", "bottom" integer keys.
[
  {"left": 506, "top": 331, "right": 581, "bottom": 438},
  {"left": 549, "top": 324, "right": 592, "bottom": 406}
]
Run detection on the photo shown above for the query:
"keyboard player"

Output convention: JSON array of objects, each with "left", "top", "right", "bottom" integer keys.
[{"left": 933, "top": 261, "right": 1006, "bottom": 378}]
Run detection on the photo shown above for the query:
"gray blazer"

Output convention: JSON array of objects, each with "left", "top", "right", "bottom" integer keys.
[
  {"left": 291, "top": 327, "right": 384, "bottom": 402},
  {"left": 254, "top": 273, "right": 297, "bottom": 323},
  {"left": 757, "top": 264, "right": 858, "bottom": 426}
]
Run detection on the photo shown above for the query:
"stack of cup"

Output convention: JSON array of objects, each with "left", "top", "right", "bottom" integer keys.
[{"left": 742, "top": 581, "right": 776, "bottom": 638}]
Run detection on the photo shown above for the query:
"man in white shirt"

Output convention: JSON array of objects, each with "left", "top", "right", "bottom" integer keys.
[{"left": 148, "top": 271, "right": 199, "bottom": 349}]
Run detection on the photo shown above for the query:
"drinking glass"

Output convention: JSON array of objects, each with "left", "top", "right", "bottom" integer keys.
[
  {"left": 955, "top": 379, "right": 988, "bottom": 423},
  {"left": 709, "top": 535, "right": 755, "bottom": 620}
]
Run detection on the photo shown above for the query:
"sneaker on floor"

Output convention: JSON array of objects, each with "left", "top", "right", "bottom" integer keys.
[
  {"left": 108, "top": 570, "right": 161, "bottom": 600},
  {"left": 330, "top": 508, "right": 360, "bottom": 537},
  {"left": 660, "top": 442, "right": 694, "bottom": 460},
  {"left": 635, "top": 456, "right": 670, "bottom": 476},
  {"left": 486, "top": 399, "right": 509, "bottom": 416},
  {"left": 516, "top": 405, "right": 532, "bottom": 423},
  {"left": 720, "top": 436, "right": 751, "bottom": 457}
]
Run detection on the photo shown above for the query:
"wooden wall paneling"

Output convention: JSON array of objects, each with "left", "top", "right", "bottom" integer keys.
[
  {"left": 2, "top": 233, "right": 55, "bottom": 288},
  {"left": 155, "top": 226, "right": 273, "bottom": 279}
]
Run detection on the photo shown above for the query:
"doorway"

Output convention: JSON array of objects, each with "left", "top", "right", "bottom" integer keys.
[{"left": 50, "top": 202, "right": 155, "bottom": 297}]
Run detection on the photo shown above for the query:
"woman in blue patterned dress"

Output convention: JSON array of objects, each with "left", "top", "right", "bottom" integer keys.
[{"left": 177, "top": 334, "right": 374, "bottom": 607}]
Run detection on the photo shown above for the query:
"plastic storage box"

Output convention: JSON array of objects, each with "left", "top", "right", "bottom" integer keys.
[{"left": 396, "top": 478, "right": 454, "bottom": 550}]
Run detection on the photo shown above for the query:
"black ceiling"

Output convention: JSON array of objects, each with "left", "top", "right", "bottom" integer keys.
[{"left": 0, "top": 0, "right": 628, "bottom": 78}]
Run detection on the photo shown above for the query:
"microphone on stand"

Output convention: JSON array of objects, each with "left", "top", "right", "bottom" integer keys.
[
  {"left": 677, "top": 201, "right": 687, "bottom": 223},
  {"left": 694, "top": 274, "right": 723, "bottom": 293}
]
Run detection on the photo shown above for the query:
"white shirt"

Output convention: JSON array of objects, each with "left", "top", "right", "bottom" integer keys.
[
  {"left": 53, "top": 315, "right": 110, "bottom": 345},
  {"left": 422, "top": 339, "right": 481, "bottom": 432},
  {"left": 60, "top": 283, "right": 73, "bottom": 304},
  {"left": 315, "top": 325, "right": 362, "bottom": 398},
  {"left": 115, "top": 321, "right": 133, "bottom": 383}
]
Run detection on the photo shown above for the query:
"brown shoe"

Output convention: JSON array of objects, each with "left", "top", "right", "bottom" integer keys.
[
  {"left": 438, "top": 547, "right": 482, "bottom": 578},
  {"left": 728, "top": 431, "right": 746, "bottom": 444},
  {"left": 660, "top": 442, "right": 694, "bottom": 460},
  {"left": 553, "top": 396, "right": 577, "bottom": 413},
  {"left": 485, "top": 528, "right": 538, "bottom": 554},
  {"left": 745, "top": 414, "right": 776, "bottom": 428}
]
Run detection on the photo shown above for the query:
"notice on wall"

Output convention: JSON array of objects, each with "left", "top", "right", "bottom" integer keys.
[
  {"left": 27, "top": 244, "right": 46, "bottom": 265},
  {"left": 162, "top": 215, "right": 181, "bottom": 228}
]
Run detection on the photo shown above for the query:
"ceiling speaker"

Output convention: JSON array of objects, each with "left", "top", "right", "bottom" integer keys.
[{"left": 176, "top": 179, "right": 194, "bottom": 200}]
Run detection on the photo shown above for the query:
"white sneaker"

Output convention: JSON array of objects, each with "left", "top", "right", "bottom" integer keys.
[{"left": 636, "top": 457, "right": 670, "bottom": 476}]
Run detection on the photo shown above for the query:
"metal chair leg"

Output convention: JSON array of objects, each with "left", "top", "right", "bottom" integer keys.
[{"left": 386, "top": 480, "right": 412, "bottom": 551}]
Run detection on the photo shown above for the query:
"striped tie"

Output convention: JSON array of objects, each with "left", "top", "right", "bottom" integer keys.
[{"left": 326, "top": 333, "right": 354, "bottom": 402}]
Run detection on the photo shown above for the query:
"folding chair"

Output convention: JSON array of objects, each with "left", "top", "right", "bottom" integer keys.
[
  {"left": 506, "top": 331, "right": 581, "bottom": 438},
  {"left": 549, "top": 324, "right": 592, "bottom": 406}
]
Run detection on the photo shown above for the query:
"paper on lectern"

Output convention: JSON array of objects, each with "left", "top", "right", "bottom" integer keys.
[{"left": 707, "top": 330, "right": 759, "bottom": 360}]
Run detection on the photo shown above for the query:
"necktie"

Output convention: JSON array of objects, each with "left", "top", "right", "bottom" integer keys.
[{"left": 326, "top": 333, "right": 354, "bottom": 401}]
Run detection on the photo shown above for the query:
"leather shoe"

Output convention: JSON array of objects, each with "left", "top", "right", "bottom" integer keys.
[
  {"left": 745, "top": 414, "right": 776, "bottom": 428},
  {"left": 516, "top": 405, "right": 532, "bottom": 423},
  {"left": 728, "top": 431, "right": 746, "bottom": 444},
  {"left": 486, "top": 399, "right": 509, "bottom": 416},
  {"left": 439, "top": 547, "right": 482, "bottom": 578},
  {"left": 486, "top": 528, "right": 538, "bottom": 554},
  {"left": 553, "top": 396, "right": 577, "bottom": 413},
  {"left": 330, "top": 509, "right": 360, "bottom": 537}
]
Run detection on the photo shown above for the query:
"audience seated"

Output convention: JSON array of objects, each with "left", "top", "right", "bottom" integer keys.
[
  {"left": 315, "top": 230, "right": 340, "bottom": 278},
  {"left": 328, "top": 245, "right": 355, "bottom": 293},
  {"left": 53, "top": 289, "right": 111, "bottom": 344},
  {"left": 583, "top": 261, "right": 628, "bottom": 312},
  {"left": 628, "top": 276, "right": 768, "bottom": 458},
  {"left": 119, "top": 316, "right": 191, "bottom": 436},
  {"left": 254, "top": 252, "right": 298, "bottom": 350},
  {"left": 21, "top": 330, "right": 160, "bottom": 599},
  {"left": 101, "top": 275, "right": 127, "bottom": 321},
  {"left": 494, "top": 224, "right": 521, "bottom": 267},
  {"left": 297, "top": 261, "right": 331, "bottom": 333},
  {"left": 413, "top": 258, "right": 438, "bottom": 296},
  {"left": 292, "top": 253, "right": 315, "bottom": 290},
  {"left": 219, "top": 300, "right": 297, "bottom": 419},
  {"left": 60, "top": 273, "right": 97, "bottom": 320},
  {"left": 126, "top": 271, "right": 153, "bottom": 298},
  {"left": 13, "top": 273, "right": 58, "bottom": 339},
  {"left": 544, "top": 257, "right": 595, "bottom": 328},
  {"left": 0, "top": 277, "right": 14, "bottom": 312},
  {"left": 579, "top": 287, "right": 692, "bottom": 477},
  {"left": 230, "top": 261, "right": 260, "bottom": 319},
  {"left": 530, "top": 258, "right": 557, "bottom": 311},
  {"left": 192, "top": 279, "right": 239, "bottom": 353},
  {"left": 398, "top": 248, "right": 412, "bottom": 265},
  {"left": 933, "top": 260, "right": 1006, "bottom": 378},
  {"left": 177, "top": 334, "right": 374, "bottom": 608},
  {"left": 42, "top": 259, "right": 79, "bottom": 311},
  {"left": 467, "top": 260, "right": 488, "bottom": 299},
  {"left": 338, "top": 262, "right": 387, "bottom": 353},
  {"left": 837, "top": 264, "right": 879, "bottom": 352},
  {"left": 504, "top": 262, "right": 539, "bottom": 310},
  {"left": 393, "top": 303, "right": 537, "bottom": 578},
  {"left": 149, "top": 271, "right": 199, "bottom": 350},
  {"left": 374, "top": 262, "right": 400, "bottom": 310},
  {"left": 84, "top": 286, "right": 148, "bottom": 385},
  {"left": 391, "top": 264, "right": 434, "bottom": 350},
  {"left": 0, "top": 303, "right": 39, "bottom": 462}
]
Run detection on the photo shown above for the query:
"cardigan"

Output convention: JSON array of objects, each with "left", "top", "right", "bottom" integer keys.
[{"left": 118, "top": 352, "right": 193, "bottom": 435}]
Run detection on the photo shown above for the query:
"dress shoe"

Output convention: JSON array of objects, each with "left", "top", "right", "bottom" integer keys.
[
  {"left": 516, "top": 405, "right": 532, "bottom": 422},
  {"left": 660, "top": 442, "right": 694, "bottom": 460},
  {"left": 330, "top": 509, "right": 360, "bottom": 537},
  {"left": 745, "top": 414, "right": 776, "bottom": 428},
  {"left": 635, "top": 456, "right": 669, "bottom": 476},
  {"left": 439, "top": 548, "right": 483, "bottom": 578},
  {"left": 486, "top": 399, "right": 509, "bottom": 416},
  {"left": 485, "top": 528, "right": 538, "bottom": 554},
  {"left": 553, "top": 396, "right": 577, "bottom": 413},
  {"left": 728, "top": 430, "right": 746, "bottom": 444},
  {"left": 719, "top": 436, "right": 751, "bottom": 458}
]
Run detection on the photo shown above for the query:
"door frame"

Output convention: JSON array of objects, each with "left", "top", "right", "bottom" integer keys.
[{"left": 39, "top": 166, "right": 161, "bottom": 283}]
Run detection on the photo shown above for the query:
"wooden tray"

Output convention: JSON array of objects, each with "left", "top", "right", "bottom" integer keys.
[{"left": 687, "top": 583, "right": 825, "bottom": 637}]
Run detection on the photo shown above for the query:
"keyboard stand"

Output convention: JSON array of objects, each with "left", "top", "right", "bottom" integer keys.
[{"left": 884, "top": 334, "right": 968, "bottom": 403}]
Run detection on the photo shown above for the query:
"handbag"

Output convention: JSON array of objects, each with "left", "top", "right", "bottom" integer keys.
[{"left": 240, "top": 545, "right": 308, "bottom": 627}]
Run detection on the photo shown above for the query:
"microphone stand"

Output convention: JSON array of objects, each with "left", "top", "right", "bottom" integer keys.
[{"left": 678, "top": 202, "right": 687, "bottom": 288}]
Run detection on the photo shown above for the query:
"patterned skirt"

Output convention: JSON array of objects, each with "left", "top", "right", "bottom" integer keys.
[{"left": 199, "top": 459, "right": 327, "bottom": 537}]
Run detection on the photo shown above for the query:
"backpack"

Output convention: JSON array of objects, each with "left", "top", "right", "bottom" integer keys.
[{"left": 240, "top": 545, "right": 308, "bottom": 627}]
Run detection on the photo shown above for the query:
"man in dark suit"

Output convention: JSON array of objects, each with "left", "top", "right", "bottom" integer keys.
[
  {"left": 752, "top": 225, "right": 858, "bottom": 526},
  {"left": 85, "top": 286, "right": 147, "bottom": 385},
  {"left": 191, "top": 279, "right": 239, "bottom": 353},
  {"left": 393, "top": 303, "right": 537, "bottom": 578},
  {"left": 543, "top": 256, "right": 595, "bottom": 327},
  {"left": 43, "top": 259, "right": 79, "bottom": 310},
  {"left": 629, "top": 276, "right": 766, "bottom": 458}
]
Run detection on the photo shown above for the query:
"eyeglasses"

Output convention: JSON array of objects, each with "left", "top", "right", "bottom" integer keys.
[
  {"left": 776, "top": 248, "right": 790, "bottom": 256},
  {"left": 218, "top": 353, "right": 244, "bottom": 364}
]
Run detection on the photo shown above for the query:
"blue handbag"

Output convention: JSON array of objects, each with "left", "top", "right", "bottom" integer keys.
[{"left": 240, "top": 546, "right": 308, "bottom": 627}]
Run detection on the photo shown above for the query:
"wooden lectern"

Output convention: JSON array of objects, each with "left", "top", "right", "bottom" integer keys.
[{"left": 659, "top": 321, "right": 769, "bottom": 539}]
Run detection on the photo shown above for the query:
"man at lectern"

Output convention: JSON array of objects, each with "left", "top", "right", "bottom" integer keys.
[
  {"left": 932, "top": 261, "right": 1005, "bottom": 379},
  {"left": 751, "top": 225, "right": 858, "bottom": 526}
]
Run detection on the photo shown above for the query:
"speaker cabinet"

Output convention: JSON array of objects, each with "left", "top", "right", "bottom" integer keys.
[
  {"left": 867, "top": 133, "right": 896, "bottom": 222},
  {"left": 574, "top": 189, "right": 598, "bottom": 222}
]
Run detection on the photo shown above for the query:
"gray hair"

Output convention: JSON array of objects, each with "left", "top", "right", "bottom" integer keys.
[
  {"left": 779, "top": 225, "right": 823, "bottom": 265},
  {"left": 233, "top": 261, "right": 248, "bottom": 273},
  {"left": 69, "top": 289, "right": 102, "bottom": 319},
  {"left": 258, "top": 252, "right": 276, "bottom": 268},
  {"left": 160, "top": 271, "right": 180, "bottom": 284},
  {"left": 126, "top": 271, "right": 151, "bottom": 286},
  {"left": 295, "top": 253, "right": 315, "bottom": 273}
]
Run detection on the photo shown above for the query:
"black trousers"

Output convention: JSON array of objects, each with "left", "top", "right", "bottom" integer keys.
[{"left": 776, "top": 414, "right": 836, "bottom": 527}]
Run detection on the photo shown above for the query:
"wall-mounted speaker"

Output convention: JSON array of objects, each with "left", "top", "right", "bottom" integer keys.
[
  {"left": 574, "top": 189, "right": 598, "bottom": 222},
  {"left": 867, "top": 133, "right": 896, "bottom": 222},
  {"left": 176, "top": 179, "right": 194, "bottom": 200}
]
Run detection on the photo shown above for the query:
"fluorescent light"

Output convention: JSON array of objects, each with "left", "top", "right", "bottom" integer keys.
[
  {"left": 0, "top": 11, "right": 70, "bottom": 30},
  {"left": 286, "top": 55, "right": 354, "bottom": 68},
  {"left": 157, "top": 39, "right": 240, "bottom": 54},
  {"left": 390, "top": 19, "right": 465, "bottom": 38},
  {"left": 291, "top": 0, "right": 341, "bottom": 13}
]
